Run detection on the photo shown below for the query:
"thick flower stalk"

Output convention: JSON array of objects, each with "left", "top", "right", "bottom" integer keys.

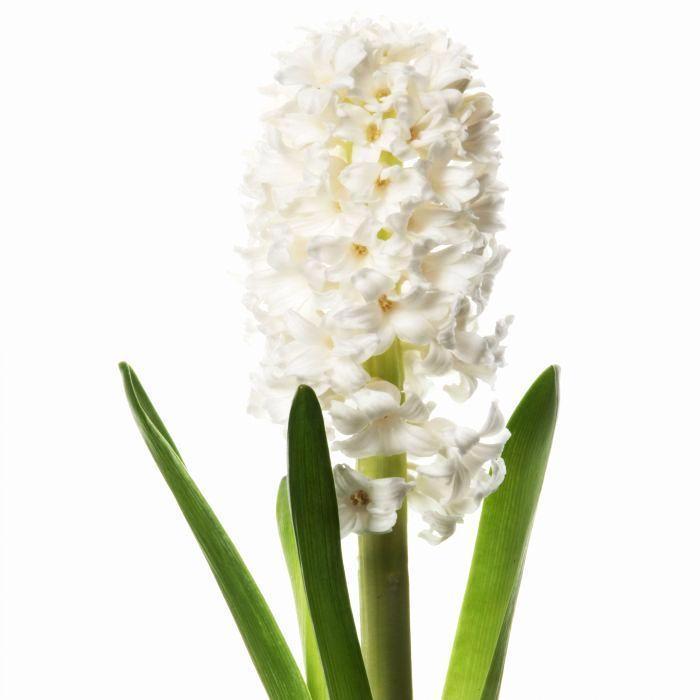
[{"left": 243, "top": 19, "right": 511, "bottom": 699}]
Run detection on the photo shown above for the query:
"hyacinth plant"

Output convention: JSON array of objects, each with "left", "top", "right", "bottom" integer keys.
[{"left": 120, "top": 19, "right": 559, "bottom": 700}]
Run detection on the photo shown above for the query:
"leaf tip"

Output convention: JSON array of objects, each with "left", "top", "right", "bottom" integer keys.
[
  {"left": 533, "top": 364, "right": 560, "bottom": 397},
  {"left": 546, "top": 364, "right": 560, "bottom": 399},
  {"left": 546, "top": 363, "right": 560, "bottom": 386},
  {"left": 532, "top": 364, "right": 561, "bottom": 427},
  {"left": 290, "top": 384, "right": 323, "bottom": 418},
  {"left": 294, "top": 383, "right": 316, "bottom": 399}
]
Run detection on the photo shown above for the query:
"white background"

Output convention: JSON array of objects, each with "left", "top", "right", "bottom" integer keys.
[{"left": 2, "top": 1, "right": 699, "bottom": 698}]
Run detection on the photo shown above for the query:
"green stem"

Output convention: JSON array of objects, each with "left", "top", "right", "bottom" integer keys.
[{"left": 358, "top": 340, "right": 412, "bottom": 700}]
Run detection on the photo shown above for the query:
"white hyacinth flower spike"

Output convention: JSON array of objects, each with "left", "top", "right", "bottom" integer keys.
[{"left": 243, "top": 19, "right": 511, "bottom": 542}]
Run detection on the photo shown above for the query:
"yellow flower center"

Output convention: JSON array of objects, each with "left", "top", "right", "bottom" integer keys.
[
  {"left": 365, "top": 122, "right": 380, "bottom": 143},
  {"left": 352, "top": 243, "right": 369, "bottom": 257},
  {"left": 350, "top": 489, "right": 370, "bottom": 507},
  {"left": 375, "top": 87, "right": 390, "bottom": 100},
  {"left": 378, "top": 294, "right": 394, "bottom": 312}
]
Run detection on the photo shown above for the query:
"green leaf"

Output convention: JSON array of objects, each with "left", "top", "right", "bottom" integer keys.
[
  {"left": 119, "top": 363, "right": 310, "bottom": 700},
  {"left": 277, "top": 478, "right": 330, "bottom": 700},
  {"left": 443, "top": 365, "right": 560, "bottom": 700},
  {"left": 287, "top": 385, "right": 373, "bottom": 700}
]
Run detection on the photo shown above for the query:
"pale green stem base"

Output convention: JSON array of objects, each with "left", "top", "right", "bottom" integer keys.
[{"left": 358, "top": 341, "right": 412, "bottom": 700}]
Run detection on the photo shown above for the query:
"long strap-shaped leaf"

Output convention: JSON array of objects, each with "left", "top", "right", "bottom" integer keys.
[
  {"left": 443, "top": 365, "right": 560, "bottom": 700},
  {"left": 277, "top": 478, "right": 330, "bottom": 700},
  {"left": 119, "top": 363, "right": 310, "bottom": 700},
  {"left": 287, "top": 385, "right": 373, "bottom": 700}
]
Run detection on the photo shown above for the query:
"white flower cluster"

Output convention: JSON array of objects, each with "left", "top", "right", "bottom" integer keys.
[{"left": 243, "top": 20, "right": 511, "bottom": 543}]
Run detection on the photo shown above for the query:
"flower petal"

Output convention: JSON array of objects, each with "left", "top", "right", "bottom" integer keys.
[
  {"left": 330, "top": 401, "right": 368, "bottom": 435},
  {"left": 308, "top": 235, "right": 349, "bottom": 265},
  {"left": 351, "top": 269, "right": 394, "bottom": 301},
  {"left": 353, "top": 381, "right": 401, "bottom": 419},
  {"left": 397, "top": 422, "right": 441, "bottom": 457},
  {"left": 366, "top": 512, "right": 398, "bottom": 534},
  {"left": 340, "top": 162, "right": 382, "bottom": 198},
  {"left": 397, "top": 393, "right": 434, "bottom": 422},
  {"left": 480, "top": 402, "right": 506, "bottom": 436},
  {"left": 333, "top": 463, "right": 368, "bottom": 495},
  {"left": 368, "top": 476, "right": 412, "bottom": 509}
]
